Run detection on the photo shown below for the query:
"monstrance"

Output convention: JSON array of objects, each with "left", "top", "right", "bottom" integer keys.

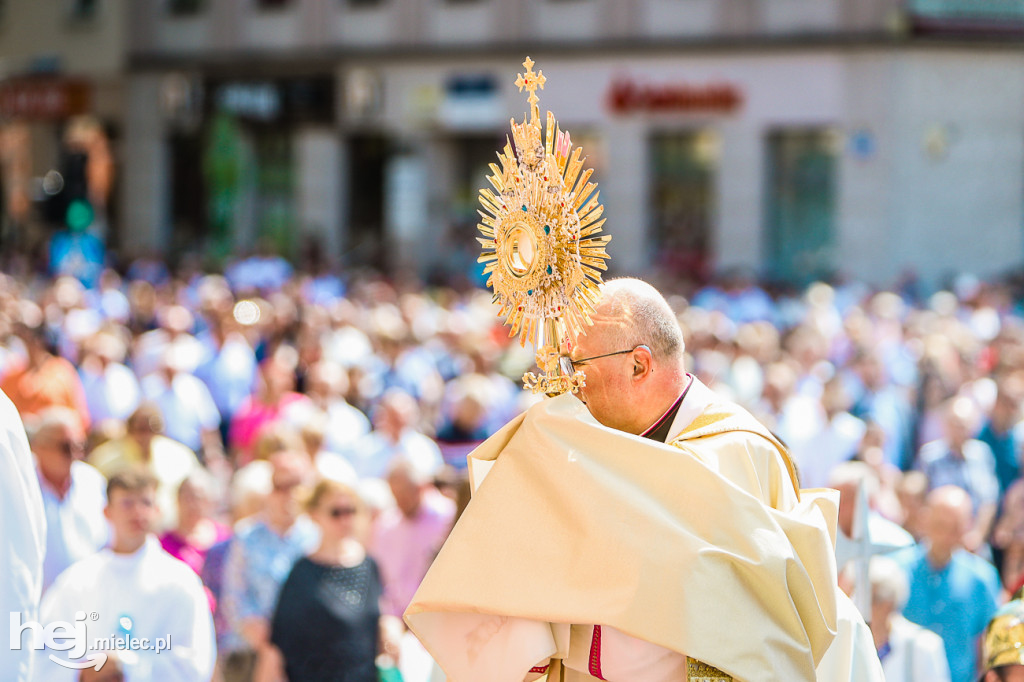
[{"left": 477, "top": 57, "right": 612, "bottom": 395}]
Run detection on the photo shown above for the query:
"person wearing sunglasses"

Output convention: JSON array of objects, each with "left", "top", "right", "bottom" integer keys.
[
  {"left": 29, "top": 406, "right": 108, "bottom": 593},
  {"left": 269, "top": 478, "right": 397, "bottom": 682}
]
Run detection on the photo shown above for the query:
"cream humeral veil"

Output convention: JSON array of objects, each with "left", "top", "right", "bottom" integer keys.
[{"left": 405, "top": 393, "right": 840, "bottom": 682}]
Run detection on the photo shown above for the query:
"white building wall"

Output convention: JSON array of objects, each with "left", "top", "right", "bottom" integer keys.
[
  {"left": 836, "top": 54, "right": 900, "bottom": 286},
  {"left": 0, "top": 0, "right": 126, "bottom": 76},
  {"left": 242, "top": 5, "right": 304, "bottom": 51},
  {"left": 147, "top": 14, "right": 214, "bottom": 54},
  {"left": 334, "top": 5, "right": 396, "bottom": 50},
  {"left": 428, "top": 2, "right": 499, "bottom": 45},
  {"left": 760, "top": 0, "right": 842, "bottom": 34},
  {"left": 886, "top": 51, "right": 1024, "bottom": 285},
  {"left": 639, "top": 0, "right": 720, "bottom": 38}
]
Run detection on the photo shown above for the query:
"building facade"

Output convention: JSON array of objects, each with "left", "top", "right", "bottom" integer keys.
[
  {"left": 0, "top": 0, "right": 126, "bottom": 259},
  {"left": 122, "top": 0, "right": 1024, "bottom": 288}
]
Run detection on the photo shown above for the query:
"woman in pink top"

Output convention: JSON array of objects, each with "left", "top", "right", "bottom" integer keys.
[
  {"left": 228, "top": 348, "right": 312, "bottom": 464},
  {"left": 160, "top": 471, "right": 230, "bottom": 607}
]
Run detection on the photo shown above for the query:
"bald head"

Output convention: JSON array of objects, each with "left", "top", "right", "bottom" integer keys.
[
  {"left": 571, "top": 278, "right": 688, "bottom": 435},
  {"left": 927, "top": 484, "right": 973, "bottom": 519},
  {"left": 924, "top": 485, "right": 974, "bottom": 566},
  {"left": 588, "top": 278, "right": 685, "bottom": 362}
]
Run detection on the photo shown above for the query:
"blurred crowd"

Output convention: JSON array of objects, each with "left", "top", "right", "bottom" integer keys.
[{"left": 7, "top": 253, "right": 1024, "bottom": 682}]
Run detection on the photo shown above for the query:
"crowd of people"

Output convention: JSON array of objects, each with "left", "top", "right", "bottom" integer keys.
[{"left": 6, "top": 251, "right": 1024, "bottom": 682}]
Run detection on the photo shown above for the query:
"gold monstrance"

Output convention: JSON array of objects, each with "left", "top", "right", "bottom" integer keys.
[{"left": 478, "top": 57, "right": 612, "bottom": 395}]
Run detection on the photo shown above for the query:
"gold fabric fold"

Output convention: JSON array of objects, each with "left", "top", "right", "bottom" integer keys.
[{"left": 405, "top": 394, "right": 839, "bottom": 682}]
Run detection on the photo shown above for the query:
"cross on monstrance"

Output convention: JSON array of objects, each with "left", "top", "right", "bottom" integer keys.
[
  {"left": 515, "top": 57, "right": 546, "bottom": 121},
  {"left": 834, "top": 482, "right": 911, "bottom": 623}
]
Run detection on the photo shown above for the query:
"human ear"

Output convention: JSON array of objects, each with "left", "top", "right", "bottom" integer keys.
[{"left": 632, "top": 347, "right": 653, "bottom": 378}]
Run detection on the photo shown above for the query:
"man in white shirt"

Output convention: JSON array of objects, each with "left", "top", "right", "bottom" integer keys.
[
  {"left": 348, "top": 389, "right": 442, "bottom": 480},
  {"left": 870, "top": 557, "right": 950, "bottom": 682},
  {"left": 304, "top": 360, "right": 370, "bottom": 456},
  {"left": 35, "top": 468, "right": 215, "bottom": 682},
  {"left": 78, "top": 332, "right": 141, "bottom": 427},
  {"left": 140, "top": 346, "right": 222, "bottom": 457},
  {"left": 30, "top": 407, "right": 108, "bottom": 592},
  {"left": 791, "top": 376, "right": 867, "bottom": 489},
  {"left": 1, "top": 388, "right": 46, "bottom": 682}
]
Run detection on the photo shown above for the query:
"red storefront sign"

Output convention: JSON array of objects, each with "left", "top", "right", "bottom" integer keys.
[
  {"left": 0, "top": 78, "right": 91, "bottom": 120},
  {"left": 607, "top": 78, "right": 742, "bottom": 115}
]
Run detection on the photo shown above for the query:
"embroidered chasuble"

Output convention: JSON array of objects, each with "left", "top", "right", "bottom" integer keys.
[{"left": 405, "top": 389, "right": 844, "bottom": 681}]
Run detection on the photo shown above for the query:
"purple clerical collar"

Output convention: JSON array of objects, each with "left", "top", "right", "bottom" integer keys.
[{"left": 641, "top": 375, "right": 694, "bottom": 444}]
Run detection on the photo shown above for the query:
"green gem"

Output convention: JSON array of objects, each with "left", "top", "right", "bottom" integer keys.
[
  {"left": 527, "top": 289, "right": 533, "bottom": 295},
  {"left": 521, "top": 205, "right": 528, "bottom": 212},
  {"left": 544, "top": 225, "right": 550, "bottom": 234},
  {"left": 547, "top": 266, "right": 553, "bottom": 275}
]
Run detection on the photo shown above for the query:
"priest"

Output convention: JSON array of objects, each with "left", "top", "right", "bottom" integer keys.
[{"left": 407, "top": 278, "right": 883, "bottom": 681}]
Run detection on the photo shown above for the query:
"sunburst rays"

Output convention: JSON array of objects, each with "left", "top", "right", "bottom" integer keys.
[{"left": 477, "top": 57, "right": 611, "bottom": 364}]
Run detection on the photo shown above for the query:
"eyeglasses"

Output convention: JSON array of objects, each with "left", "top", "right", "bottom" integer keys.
[
  {"left": 559, "top": 344, "right": 650, "bottom": 376},
  {"left": 329, "top": 506, "right": 358, "bottom": 519}
]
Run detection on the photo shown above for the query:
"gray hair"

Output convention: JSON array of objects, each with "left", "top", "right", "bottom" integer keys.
[
  {"left": 870, "top": 556, "right": 909, "bottom": 611},
  {"left": 386, "top": 451, "right": 439, "bottom": 486},
  {"left": 596, "top": 278, "right": 685, "bottom": 362},
  {"left": 28, "top": 407, "right": 82, "bottom": 446},
  {"left": 178, "top": 467, "right": 220, "bottom": 500}
]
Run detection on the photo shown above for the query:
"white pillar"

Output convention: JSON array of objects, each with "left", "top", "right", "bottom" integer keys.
[
  {"left": 121, "top": 74, "right": 168, "bottom": 256},
  {"left": 295, "top": 127, "right": 343, "bottom": 260}
]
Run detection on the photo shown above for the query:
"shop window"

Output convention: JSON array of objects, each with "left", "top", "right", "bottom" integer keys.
[
  {"left": 764, "top": 128, "right": 838, "bottom": 284},
  {"left": 650, "top": 131, "right": 718, "bottom": 284},
  {"left": 253, "top": 131, "right": 295, "bottom": 252},
  {"left": 348, "top": 135, "right": 388, "bottom": 269},
  {"left": 168, "top": 0, "right": 204, "bottom": 15},
  {"left": 255, "top": 0, "right": 292, "bottom": 9},
  {"left": 451, "top": 135, "right": 505, "bottom": 232},
  {"left": 170, "top": 131, "right": 206, "bottom": 251},
  {"left": 348, "top": 0, "right": 385, "bottom": 7}
]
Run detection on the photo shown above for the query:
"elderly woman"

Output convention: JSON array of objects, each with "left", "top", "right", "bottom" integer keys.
[
  {"left": 160, "top": 469, "right": 230, "bottom": 579},
  {"left": 269, "top": 478, "right": 398, "bottom": 682}
]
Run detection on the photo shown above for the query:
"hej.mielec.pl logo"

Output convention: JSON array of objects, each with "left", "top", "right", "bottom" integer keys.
[{"left": 9, "top": 611, "right": 172, "bottom": 671}]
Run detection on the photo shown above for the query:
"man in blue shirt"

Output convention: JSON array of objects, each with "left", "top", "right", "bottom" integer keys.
[
  {"left": 221, "top": 450, "right": 319, "bottom": 681},
  {"left": 898, "top": 485, "right": 1001, "bottom": 682}
]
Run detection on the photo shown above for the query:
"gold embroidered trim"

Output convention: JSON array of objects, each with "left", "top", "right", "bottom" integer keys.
[
  {"left": 671, "top": 408, "right": 802, "bottom": 502},
  {"left": 687, "top": 657, "right": 732, "bottom": 680}
]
